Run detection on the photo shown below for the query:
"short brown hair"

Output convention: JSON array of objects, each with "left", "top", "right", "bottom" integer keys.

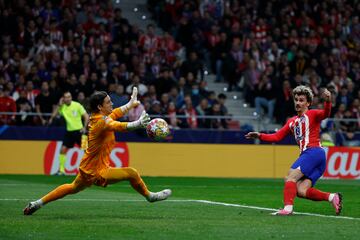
[
  {"left": 293, "top": 85, "right": 314, "bottom": 103},
  {"left": 89, "top": 91, "right": 107, "bottom": 113}
]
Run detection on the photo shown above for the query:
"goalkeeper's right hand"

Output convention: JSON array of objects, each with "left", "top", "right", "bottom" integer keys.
[
  {"left": 121, "top": 87, "right": 140, "bottom": 113},
  {"left": 127, "top": 87, "right": 140, "bottom": 109}
]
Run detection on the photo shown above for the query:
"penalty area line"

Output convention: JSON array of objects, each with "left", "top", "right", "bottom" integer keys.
[{"left": 1, "top": 198, "right": 358, "bottom": 221}]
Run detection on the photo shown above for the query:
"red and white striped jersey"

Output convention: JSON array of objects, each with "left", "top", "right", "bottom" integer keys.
[{"left": 259, "top": 102, "right": 332, "bottom": 152}]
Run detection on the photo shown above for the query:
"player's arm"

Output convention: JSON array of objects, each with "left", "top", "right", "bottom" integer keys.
[
  {"left": 104, "top": 111, "right": 150, "bottom": 132},
  {"left": 48, "top": 97, "right": 63, "bottom": 125},
  {"left": 35, "top": 103, "right": 46, "bottom": 125},
  {"left": 81, "top": 111, "right": 89, "bottom": 133},
  {"left": 245, "top": 119, "right": 291, "bottom": 142},
  {"left": 315, "top": 89, "right": 332, "bottom": 120},
  {"left": 109, "top": 87, "right": 140, "bottom": 120},
  {"left": 76, "top": 102, "right": 89, "bottom": 133}
]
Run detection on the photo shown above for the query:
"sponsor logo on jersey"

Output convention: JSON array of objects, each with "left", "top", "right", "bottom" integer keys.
[{"left": 294, "top": 125, "right": 303, "bottom": 141}]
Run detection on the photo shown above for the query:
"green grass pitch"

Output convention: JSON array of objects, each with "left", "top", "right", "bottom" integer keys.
[{"left": 0, "top": 175, "right": 359, "bottom": 239}]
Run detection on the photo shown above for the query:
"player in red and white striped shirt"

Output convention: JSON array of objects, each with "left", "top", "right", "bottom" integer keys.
[{"left": 246, "top": 86, "right": 342, "bottom": 215}]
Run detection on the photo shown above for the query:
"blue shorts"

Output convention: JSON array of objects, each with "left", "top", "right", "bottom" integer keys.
[{"left": 291, "top": 147, "right": 326, "bottom": 186}]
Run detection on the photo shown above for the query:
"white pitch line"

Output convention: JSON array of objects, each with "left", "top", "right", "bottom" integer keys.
[
  {"left": 0, "top": 184, "right": 280, "bottom": 189},
  {"left": 195, "top": 200, "right": 360, "bottom": 221},
  {"left": 1, "top": 198, "right": 359, "bottom": 221},
  {"left": 0, "top": 198, "right": 192, "bottom": 202}
]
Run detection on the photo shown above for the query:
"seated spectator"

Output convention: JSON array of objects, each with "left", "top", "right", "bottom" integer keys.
[
  {"left": 160, "top": 93, "right": 171, "bottom": 113},
  {"left": 155, "top": 68, "right": 177, "bottom": 98},
  {"left": 190, "top": 84, "right": 201, "bottom": 107},
  {"left": 336, "top": 86, "right": 353, "bottom": 108},
  {"left": 126, "top": 75, "right": 148, "bottom": 96},
  {"left": 254, "top": 74, "right": 276, "bottom": 123},
  {"left": 16, "top": 90, "right": 34, "bottom": 126},
  {"left": 243, "top": 59, "right": 260, "bottom": 106},
  {"left": 217, "top": 93, "right": 228, "bottom": 116},
  {"left": 180, "top": 51, "right": 204, "bottom": 81},
  {"left": 77, "top": 92, "right": 88, "bottom": 108},
  {"left": 196, "top": 98, "right": 210, "bottom": 128},
  {"left": 0, "top": 85, "right": 17, "bottom": 125},
  {"left": 207, "top": 103, "right": 228, "bottom": 129},
  {"left": 147, "top": 100, "right": 163, "bottom": 116},
  {"left": 169, "top": 87, "right": 184, "bottom": 109},
  {"left": 166, "top": 101, "right": 180, "bottom": 129},
  {"left": 339, "top": 110, "right": 357, "bottom": 134},
  {"left": 109, "top": 84, "right": 128, "bottom": 108},
  {"left": 35, "top": 82, "right": 57, "bottom": 125},
  {"left": 178, "top": 95, "right": 198, "bottom": 129}
]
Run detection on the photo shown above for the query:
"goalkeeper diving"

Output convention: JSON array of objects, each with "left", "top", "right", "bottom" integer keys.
[{"left": 24, "top": 87, "right": 172, "bottom": 215}]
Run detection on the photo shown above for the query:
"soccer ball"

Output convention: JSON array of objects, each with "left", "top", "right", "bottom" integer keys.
[{"left": 146, "top": 118, "right": 170, "bottom": 141}]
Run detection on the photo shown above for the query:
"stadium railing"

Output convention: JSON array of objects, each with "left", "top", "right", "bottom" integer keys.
[{"left": 0, "top": 111, "right": 359, "bottom": 131}]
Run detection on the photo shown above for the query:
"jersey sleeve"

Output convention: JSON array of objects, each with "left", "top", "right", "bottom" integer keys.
[
  {"left": 109, "top": 108, "right": 125, "bottom": 120},
  {"left": 77, "top": 102, "right": 86, "bottom": 115},
  {"left": 314, "top": 101, "right": 332, "bottom": 121},
  {"left": 103, "top": 116, "right": 128, "bottom": 132},
  {"left": 58, "top": 104, "right": 64, "bottom": 116},
  {"left": 259, "top": 119, "right": 291, "bottom": 142}
]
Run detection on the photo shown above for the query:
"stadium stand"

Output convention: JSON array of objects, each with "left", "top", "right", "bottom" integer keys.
[{"left": 0, "top": 0, "right": 359, "bottom": 137}]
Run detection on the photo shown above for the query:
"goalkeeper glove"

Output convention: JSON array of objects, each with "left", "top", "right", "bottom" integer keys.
[
  {"left": 121, "top": 87, "right": 140, "bottom": 113},
  {"left": 127, "top": 111, "right": 150, "bottom": 130}
]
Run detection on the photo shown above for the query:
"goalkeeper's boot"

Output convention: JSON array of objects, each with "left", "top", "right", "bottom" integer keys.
[
  {"left": 23, "top": 202, "right": 41, "bottom": 215},
  {"left": 147, "top": 189, "right": 172, "bottom": 203},
  {"left": 271, "top": 208, "right": 293, "bottom": 216},
  {"left": 331, "top": 193, "right": 343, "bottom": 215}
]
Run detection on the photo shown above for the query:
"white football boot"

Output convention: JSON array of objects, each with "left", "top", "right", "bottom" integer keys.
[
  {"left": 147, "top": 189, "right": 172, "bottom": 203},
  {"left": 23, "top": 202, "right": 41, "bottom": 215}
]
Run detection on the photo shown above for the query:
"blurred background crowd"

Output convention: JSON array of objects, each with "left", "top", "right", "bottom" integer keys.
[{"left": 0, "top": 0, "right": 359, "bottom": 137}]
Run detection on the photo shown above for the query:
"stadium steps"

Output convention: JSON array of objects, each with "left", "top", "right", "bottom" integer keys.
[
  {"left": 205, "top": 74, "right": 281, "bottom": 131},
  {"left": 119, "top": 1, "right": 280, "bottom": 132},
  {"left": 117, "top": 0, "right": 161, "bottom": 34}
]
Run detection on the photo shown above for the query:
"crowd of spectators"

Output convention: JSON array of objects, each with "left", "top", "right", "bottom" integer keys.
[
  {"left": 0, "top": 0, "right": 229, "bottom": 129},
  {"left": 1, "top": 0, "right": 360, "bottom": 135},
  {"left": 148, "top": 0, "right": 360, "bottom": 135}
]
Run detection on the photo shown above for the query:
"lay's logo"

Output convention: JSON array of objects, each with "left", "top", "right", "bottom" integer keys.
[
  {"left": 323, "top": 147, "right": 360, "bottom": 179},
  {"left": 43, "top": 141, "right": 129, "bottom": 175}
]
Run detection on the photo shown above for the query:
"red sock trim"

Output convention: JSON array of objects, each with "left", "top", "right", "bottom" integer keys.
[
  {"left": 284, "top": 181, "right": 297, "bottom": 206},
  {"left": 305, "top": 188, "right": 330, "bottom": 201}
]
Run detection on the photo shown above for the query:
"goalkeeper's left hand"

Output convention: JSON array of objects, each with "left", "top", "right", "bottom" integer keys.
[
  {"left": 126, "top": 110, "right": 150, "bottom": 130},
  {"left": 138, "top": 110, "right": 150, "bottom": 128}
]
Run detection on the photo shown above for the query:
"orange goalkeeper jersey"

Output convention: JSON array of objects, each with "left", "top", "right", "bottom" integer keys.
[{"left": 79, "top": 108, "right": 128, "bottom": 178}]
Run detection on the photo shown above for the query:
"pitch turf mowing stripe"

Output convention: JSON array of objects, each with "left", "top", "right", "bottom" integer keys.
[{"left": 1, "top": 198, "right": 358, "bottom": 221}]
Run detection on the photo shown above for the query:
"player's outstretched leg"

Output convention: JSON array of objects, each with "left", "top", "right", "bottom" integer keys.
[
  {"left": 23, "top": 176, "right": 88, "bottom": 215},
  {"left": 304, "top": 189, "right": 343, "bottom": 215},
  {"left": 101, "top": 167, "right": 172, "bottom": 202},
  {"left": 298, "top": 179, "right": 343, "bottom": 215},
  {"left": 23, "top": 183, "right": 76, "bottom": 215}
]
